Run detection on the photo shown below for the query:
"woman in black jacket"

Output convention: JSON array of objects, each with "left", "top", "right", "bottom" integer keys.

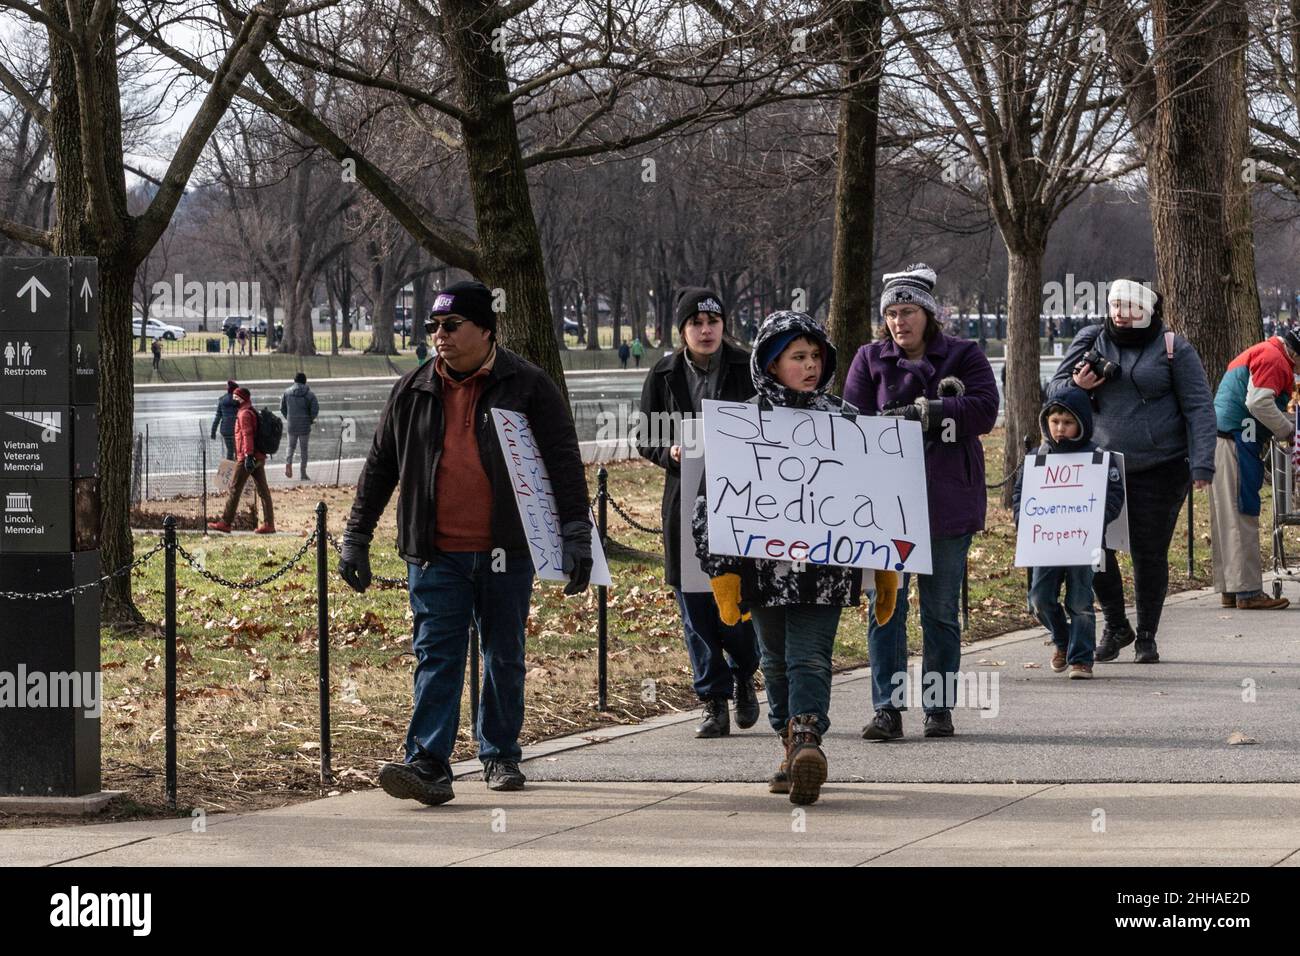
[{"left": 638, "top": 287, "right": 761, "bottom": 738}]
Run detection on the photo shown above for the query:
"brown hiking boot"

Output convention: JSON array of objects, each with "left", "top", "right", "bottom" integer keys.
[
  {"left": 1220, "top": 592, "right": 1237, "bottom": 608},
  {"left": 1050, "top": 647, "right": 1068, "bottom": 673},
  {"left": 1236, "top": 594, "right": 1289, "bottom": 610},
  {"left": 787, "top": 715, "right": 827, "bottom": 806},
  {"left": 768, "top": 729, "right": 791, "bottom": 794},
  {"left": 1068, "top": 663, "right": 1094, "bottom": 680}
]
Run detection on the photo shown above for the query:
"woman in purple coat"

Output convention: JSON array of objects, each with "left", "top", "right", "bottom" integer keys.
[{"left": 843, "top": 264, "right": 999, "bottom": 741}]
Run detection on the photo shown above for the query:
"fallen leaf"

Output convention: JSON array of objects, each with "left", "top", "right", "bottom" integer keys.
[
  {"left": 1023, "top": 662, "right": 1041, "bottom": 669},
  {"left": 976, "top": 659, "right": 1006, "bottom": 666},
  {"left": 1227, "top": 732, "right": 1257, "bottom": 745}
]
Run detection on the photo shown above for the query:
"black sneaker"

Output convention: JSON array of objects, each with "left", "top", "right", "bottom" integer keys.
[
  {"left": 483, "top": 759, "right": 526, "bottom": 791},
  {"left": 923, "top": 710, "right": 955, "bottom": 738},
  {"left": 379, "top": 755, "right": 455, "bottom": 805},
  {"left": 695, "top": 697, "right": 730, "bottom": 738},
  {"left": 733, "top": 675, "right": 760, "bottom": 730},
  {"left": 1133, "top": 631, "right": 1160, "bottom": 664},
  {"left": 861, "top": 708, "right": 903, "bottom": 741},
  {"left": 1094, "top": 621, "right": 1136, "bottom": 663}
]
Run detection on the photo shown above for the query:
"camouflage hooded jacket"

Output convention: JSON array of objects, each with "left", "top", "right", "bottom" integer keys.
[{"left": 691, "top": 310, "right": 864, "bottom": 609}]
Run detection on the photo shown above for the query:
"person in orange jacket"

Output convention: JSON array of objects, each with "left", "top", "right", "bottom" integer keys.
[{"left": 207, "top": 386, "right": 275, "bottom": 534}]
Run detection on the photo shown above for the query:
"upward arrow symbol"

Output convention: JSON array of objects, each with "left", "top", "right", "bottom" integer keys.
[
  {"left": 80, "top": 277, "right": 93, "bottom": 312},
  {"left": 16, "top": 276, "right": 50, "bottom": 313}
]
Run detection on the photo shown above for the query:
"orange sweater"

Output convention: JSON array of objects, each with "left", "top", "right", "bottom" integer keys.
[{"left": 434, "top": 353, "right": 495, "bottom": 551}]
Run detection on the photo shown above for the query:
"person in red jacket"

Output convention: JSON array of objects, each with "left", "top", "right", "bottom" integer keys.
[{"left": 207, "top": 386, "right": 275, "bottom": 534}]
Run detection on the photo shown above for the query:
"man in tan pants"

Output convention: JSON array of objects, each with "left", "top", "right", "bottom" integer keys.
[
  {"left": 206, "top": 386, "right": 276, "bottom": 534},
  {"left": 1210, "top": 332, "right": 1298, "bottom": 609}
]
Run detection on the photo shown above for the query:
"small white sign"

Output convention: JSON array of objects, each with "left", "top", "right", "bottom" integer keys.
[
  {"left": 1015, "top": 451, "right": 1111, "bottom": 567},
  {"left": 1103, "top": 452, "right": 1129, "bottom": 552},
  {"left": 491, "top": 408, "right": 612, "bottom": 587},
  {"left": 678, "top": 417, "right": 711, "bottom": 593}
]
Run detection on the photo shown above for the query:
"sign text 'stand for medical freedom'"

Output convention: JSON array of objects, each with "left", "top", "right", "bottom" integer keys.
[
  {"left": 1014, "top": 452, "right": 1110, "bottom": 567},
  {"left": 701, "top": 400, "right": 933, "bottom": 573}
]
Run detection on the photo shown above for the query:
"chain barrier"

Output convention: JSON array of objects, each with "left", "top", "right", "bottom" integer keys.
[
  {"left": 0, "top": 539, "right": 167, "bottom": 601},
  {"left": 174, "top": 532, "right": 318, "bottom": 590},
  {"left": 604, "top": 494, "right": 663, "bottom": 536},
  {"left": 986, "top": 462, "right": 1024, "bottom": 490}
]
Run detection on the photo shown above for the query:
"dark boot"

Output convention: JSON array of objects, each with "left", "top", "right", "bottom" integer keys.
[
  {"left": 1133, "top": 630, "right": 1160, "bottom": 663},
  {"left": 1094, "top": 620, "right": 1136, "bottom": 663},
  {"left": 861, "top": 708, "right": 903, "bottom": 741},
  {"left": 923, "top": 709, "right": 955, "bottom": 738},
  {"left": 379, "top": 750, "right": 454, "bottom": 805},
  {"left": 734, "top": 674, "right": 760, "bottom": 729},
  {"left": 787, "top": 715, "right": 827, "bottom": 806},
  {"left": 695, "top": 697, "right": 730, "bottom": 738},
  {"left": 768, "top": 729, "right": 791, "bottom": 794}
]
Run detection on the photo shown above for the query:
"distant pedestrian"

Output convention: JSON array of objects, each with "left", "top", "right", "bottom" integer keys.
[
  {"left": 415, "top": 341, "right": 430, "bottom": 366},
  {"left": 210, "top": 379, "right": 240, "bottom": 460},
  {"left": 207, "top": 386, "right": 275, "bottom": 534},
  {"left": 280, "top": 371, "right": 319, "bottom": 480},
  {"left": 150, "top": 338, "right": 162, "bottom": 371},
  {"left": 630, "top": 337, "right": 644, "bottom": 367},
  {"left": 617, "top": 340, "right": 630, "bottom": 369},
  {"left": 226, "top": 324, "right": 237, "bottom": 354},
  {"left": 237, "top": 326, "right": 248, "bottom": 355}
]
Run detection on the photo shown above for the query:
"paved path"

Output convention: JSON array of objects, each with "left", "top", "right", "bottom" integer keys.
[{"left": 3, "top": 584, "right": 1300, "bottom": 866}]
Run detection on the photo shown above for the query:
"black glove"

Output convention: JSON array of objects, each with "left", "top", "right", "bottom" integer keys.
[
  {"left": 880, "top": 402, "right": 924, "bottom": 423},
  {"left": 560, "top": 520, "right": 593, "bottom": 595},
  {"left": 243, "top": 455, "right": 257, "bottom": 473},
  {"left": 338, "top": 530, "right": 373, "bottom": 593},
  {"left": 937, "top": 376, "right": 966, "bottom": 397}
]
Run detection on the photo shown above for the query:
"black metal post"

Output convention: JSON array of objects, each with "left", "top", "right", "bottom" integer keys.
[
  {"left": 145, "top": 423, "right": 150, "bottom": 501},
  {"left": 597, "top": 466, "right": 608, "bottom": 712},
  {"left": 163, "top": 516, "right": 177, "bottom": 809},
  {"left": 335, "top": 418, "right": 344, "bottom": 487},
  {"left": 200, "top": 435, "right": 207, "bottom": 528},
  {"left": 469, "top": 624, "right": 480, "bottom": 736},
  {"left": 315, "top": 502, "right": 332, "bottom": 783},
  {"left": 1187, "top": 481, "right": 1194, "bottom": 579}
]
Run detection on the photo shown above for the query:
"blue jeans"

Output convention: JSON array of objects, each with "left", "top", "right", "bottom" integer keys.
[
  {"left": 866, "top": 533, "right": 972, "bottom": 713},
  {"left": 675, "top": 589, "right": 761, "bottom": 699},
  {"left": 1028, "top": 565, "right": 1096, "bottom": 665},
  {"left": 749, "top": 604, "right": 842, "bottom": 737},
  {"left": 404, "top": 551, "right": 534, "bottom": 766}
]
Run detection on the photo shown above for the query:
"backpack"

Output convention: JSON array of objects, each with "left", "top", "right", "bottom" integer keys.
[{"left": 254, "top": 407, "right": 283, "bottom": 455}]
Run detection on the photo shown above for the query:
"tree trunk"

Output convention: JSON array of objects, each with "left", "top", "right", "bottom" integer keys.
[
  {"left": 1001, "top": 246, "right": 1045, "bottom": 508},
  {"left": 827, "top": 2, "right": 882, "bottom": 394},
  {"left": 1149, "top": 0, "right": 1258, "bottom": 388},
  {"left": 443, "top": 0, "right": 567, "bottom": 397},
  {"left": 585, "top": 276, "right": 600, "bottom": 350}
]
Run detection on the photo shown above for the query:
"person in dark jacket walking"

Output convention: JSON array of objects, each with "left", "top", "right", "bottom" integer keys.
[
  {"left": 638, "top": 287, "right": 761, "bottom": 738},
  {"left": 618, "top": 340, "right": 631, "bottom": 369},
  {"left": 1048, "top": 278, "right": 1216, "bottom": 663},
  {"left": 1013, "top": 387, "right": 1125, "bottom": 679},
  {"left": 206, "top": 387, "right": 275, "bottom": 534},
  {"left": 210, "top": 379, "right": 240, "bottom": 460},
  {"left": 844, "top": 263, "right": 999, "bottom": 742},
  {"left": 280, "top": 372, "right": 320, "bottom": 480},
  {"left": 150, "top": 337, "right": 162, "bottom": 371},
  {"left": 338, "top": 280, "right": 592, "bottom": 806}
]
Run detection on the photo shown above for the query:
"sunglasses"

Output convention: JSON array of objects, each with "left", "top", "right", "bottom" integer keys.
[{"left": 424, "top": 317, "right": 467, "bottom": 334}]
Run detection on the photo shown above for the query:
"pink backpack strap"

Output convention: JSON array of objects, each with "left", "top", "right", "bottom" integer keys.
[{"left": 1164, "top": 331, "right": 1175, "bottom": 361}]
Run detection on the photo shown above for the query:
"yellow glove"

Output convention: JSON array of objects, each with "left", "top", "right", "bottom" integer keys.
[
  {"left": 873, "top": 569, "right": 899, "bottom": 625},
  {"left": 709, "top": 573, "right": 750, "bottom": 626}
]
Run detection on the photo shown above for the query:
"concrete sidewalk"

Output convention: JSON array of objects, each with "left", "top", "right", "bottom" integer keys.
[{"left": 3, "top": 584, "right": 1299, "bottom": 866}]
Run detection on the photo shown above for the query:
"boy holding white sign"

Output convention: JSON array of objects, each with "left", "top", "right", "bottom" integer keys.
[
  {"left": 1013, "top": 388, "right": 1125, "bottom": 679},
  {"left": 692, "top": 311, "right": 900, "bottom": 806}
]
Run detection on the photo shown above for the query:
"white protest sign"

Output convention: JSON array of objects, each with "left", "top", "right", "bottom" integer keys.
[
  {"left": 1014, "top": 451, "right": 1110, "bottom": 568},
  {"left": 1103, "top": 451, "right": 1129, "bottom": 552},
  {"left": 491, "top": 408, "right": 612, "bottom": 586},
  {"left": 678, "top": 417, "right": 712, "bottom": 593},
  {"left": 701, "top": 400, "right": 932, "bottom": 573}
]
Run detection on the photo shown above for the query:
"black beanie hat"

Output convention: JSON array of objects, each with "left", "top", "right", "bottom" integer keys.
[
  {"left": 429, "top": 280, "right": 496, "bottom": 335},
  {"left": 294, "top": 372, "right": 306, "bottom": 384},
  {"left": 675, "top": 287, "right": 726, "bottom": 332}
]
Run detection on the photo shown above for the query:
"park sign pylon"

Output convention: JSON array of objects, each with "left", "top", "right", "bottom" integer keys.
[{"left": 0, "top": 257, "right": 104, "bottom": 802}]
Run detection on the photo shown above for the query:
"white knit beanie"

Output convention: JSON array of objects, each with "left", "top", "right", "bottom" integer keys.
[{"left": 880, "top": 263, "right": 938, "bottom": 320}]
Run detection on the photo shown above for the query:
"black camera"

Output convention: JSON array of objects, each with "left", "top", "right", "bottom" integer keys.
[{"left": 1077, "top": 349, "right": 1120, "bottom": 382}]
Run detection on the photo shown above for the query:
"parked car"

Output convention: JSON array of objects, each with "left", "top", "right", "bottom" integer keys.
[
  {"left": 563, "top": 317, "right": 581, "bottom": 335},
  {"left": 132, "top": 317, "right": 186, "bottom": 340},
  {"left": 222, "top": 315, "right": 268, "bottom": 335}
]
